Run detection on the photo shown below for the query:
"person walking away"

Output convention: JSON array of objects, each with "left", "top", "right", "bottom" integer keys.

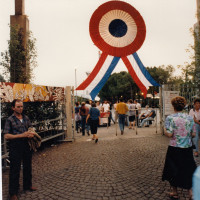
[
  {"left": 128, "top": 99, "right": 136, "bottom": 129},
  {"left": 3, "top": 99, "right": 37, "bottom": 200},
  {"left": 79, "top": 102, "right": 89, "bottom": 136},
  {"left": 125, "top": 101, "right": 130, "bottom": 127},
  {"left": 113, "top": 100, "right": 118, "bottom": 122},
  {"left": 109, "top": 101, "right": 115, "bottom": 124},
  {"left": 75, "top": 102, "right": 81, "bottom": 133},
  {"left": 85, "top": 100, "right": 91, "bottom": 135},
  {"left": 86, "top": 103, "right": 100, "bottom": 143},
  {"left": 134, "top": 100, "right": 141, "bottom": 126},
  {"left": 162, "top": 96, "right": 196, "bottom": 200},
  {"left": 116, "top": 98, "right": 128, "bottom": 135},
  {"left": 189, "top": 98, "right": 200, "bottom": 157}
]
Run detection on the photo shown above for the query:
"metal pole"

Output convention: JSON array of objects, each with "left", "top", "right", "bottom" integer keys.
[
  {"left": 155, "top": 108, "right": 158, "bottom": 134},
  {"left": 135, "top": 108, "right": 138, "bottom": 135},
  {"left": 159, "top": 85, "right": 164, "bottom": 135},
  {"left": 75, "top": 68, "right": 77, "bottom": 102}
]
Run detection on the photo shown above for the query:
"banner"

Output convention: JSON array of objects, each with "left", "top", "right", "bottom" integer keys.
[{"left": 0, "top": 82, "right": 64, "bottom": 102}]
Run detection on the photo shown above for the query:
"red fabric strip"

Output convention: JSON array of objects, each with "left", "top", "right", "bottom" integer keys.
[
  {"left": 76, "top": 52, "right": 108, "bottom": 90},
  {"left": 122, "top": 56, "right": 147, "bottom": 98}
]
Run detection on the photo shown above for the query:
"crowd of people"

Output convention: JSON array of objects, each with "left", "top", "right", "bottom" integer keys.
[
  {"left": 3, "top": 97, "right": 200, "bottom": 200},
  {"left": 74, "top": 98, "right": 157, "bottom": 137}
]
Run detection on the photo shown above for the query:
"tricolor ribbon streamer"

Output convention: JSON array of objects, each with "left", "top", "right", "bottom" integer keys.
[
  {"left": 76, "top": 1, "right": 160, "bottom": 100},
  {"left": 76, "top": 52, "right": 160, "bottom": 100}
]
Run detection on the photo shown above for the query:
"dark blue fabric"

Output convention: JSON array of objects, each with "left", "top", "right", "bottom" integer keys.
[
  {"left": 89, "top": 107, "right": 100, "bottom": 120},
  {"left": 75, "top": 107, "right": 79, "bottom": 114},
  {"left": 132, "top": 53, "right": 160, "bottom": 87},
  {"left": 3, "top": 114, "right": 32, "bottom": 135},
  {"left": 109, "top": 19, "right": 127, "bottom": 37},
  {"left": 90, "top": 56, "right": 120, "bottom": 100}
]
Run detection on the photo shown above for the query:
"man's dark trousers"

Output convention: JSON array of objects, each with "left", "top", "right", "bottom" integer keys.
[{"left": 9, "top": 139, "right": 32, "bottom": 195}]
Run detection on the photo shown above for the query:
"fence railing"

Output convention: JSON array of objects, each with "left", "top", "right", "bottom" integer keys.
[{"left": 1, "top": 117, "right": 66, "bottom": 169}]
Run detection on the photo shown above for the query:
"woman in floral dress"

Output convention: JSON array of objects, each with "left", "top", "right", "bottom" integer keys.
[{"left": 162, "top": 96, "right": 197, "bottom": 200}]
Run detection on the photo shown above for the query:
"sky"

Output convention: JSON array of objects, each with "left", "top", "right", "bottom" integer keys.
[{"left": 0, "top": 0, "right": 197, "bottom": 89}]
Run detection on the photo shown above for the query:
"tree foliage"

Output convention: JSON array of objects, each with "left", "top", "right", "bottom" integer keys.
[
  {"left": 0, "top": 25, "right": 37, "bottom": 83},
  {"left": 98, "top": 65, "right": 183, "bottom": 102},
  {"left": 0, "top": 74, "right": 5, "bottom": 82},
  {"left": 193, "top": 25, "right": 200, "bottom": 87},
  {"left": 99, "top": 71, "right": 138, "bottom": 101}
]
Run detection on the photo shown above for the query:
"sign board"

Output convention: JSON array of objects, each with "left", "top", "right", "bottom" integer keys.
[
  {"left": 163, "top": 91, "right": 179, "bottom": 115},
  {"left": 0, "top": 82, "right": 64, "bottom": 102}
]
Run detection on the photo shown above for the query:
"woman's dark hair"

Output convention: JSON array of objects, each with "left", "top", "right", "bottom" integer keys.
[
  {"left": 129, "top": 99, "right": 133, "bottom": 103},
  {"left": 91, "top": 103, "right": 96, "bottom": 107},
  {"left": 171, "top": 96, "right": 186, "bottom": 111},
  {"left": 75, "top": 102, "right": 79, "bottom": 106},
  {"left": 11, "top": 99, "right": 23, "bottom": 108},
  {"left": 194, "top": 98, "right": 200, "bottom": 104}
]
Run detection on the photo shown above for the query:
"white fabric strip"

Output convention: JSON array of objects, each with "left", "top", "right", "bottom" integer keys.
[
  {"left": 127, "top": 55, "right": 152, "bottom": 89},
  {"left": 86, "top": 55, "right": 114, "bottom": 93}
]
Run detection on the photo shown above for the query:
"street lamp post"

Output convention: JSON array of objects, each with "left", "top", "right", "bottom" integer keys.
[{"left": 75, "top": 68, "right": 77, "bottom": 102}]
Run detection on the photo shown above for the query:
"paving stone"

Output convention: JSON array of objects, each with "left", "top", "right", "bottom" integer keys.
[{"left": 2, "top": 125, "right": 200, "bottom": 200}]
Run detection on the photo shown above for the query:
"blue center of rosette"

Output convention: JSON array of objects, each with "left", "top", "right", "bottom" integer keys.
[{"left": 109, "top": 19, "right": 127, "bottom": 38}]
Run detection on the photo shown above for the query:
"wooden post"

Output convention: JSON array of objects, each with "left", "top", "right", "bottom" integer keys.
[
  {"left": 15, "top": 0, "right": 25, "bottom": 15},
  {"left": 65, "top": 86, "right": 73, "bottom": 141}
]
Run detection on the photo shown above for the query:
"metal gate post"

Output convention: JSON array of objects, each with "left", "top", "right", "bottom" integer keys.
[{"left": 159, "top": 85, "right": 164, "bottom": 135}]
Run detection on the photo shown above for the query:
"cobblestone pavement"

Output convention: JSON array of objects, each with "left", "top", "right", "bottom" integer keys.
[{"left": 2, "top": 125, "right": 200, "bottom": 200}]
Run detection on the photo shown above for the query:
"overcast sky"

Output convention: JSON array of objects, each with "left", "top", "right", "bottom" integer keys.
[{"left": 0, "top": 0, "right": 197, "bottom": 88}]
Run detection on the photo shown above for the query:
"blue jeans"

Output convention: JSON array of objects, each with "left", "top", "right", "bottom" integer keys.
[
  {"left": 118, "top": 114, "right": 125, "bottom": 131},
  {"left": 86, "top": 123, "right": 90, "bottom": 133},
  {"left": 141, "top": 117, "right": 154, "bottom": 127},
  {"left": 81, "top": 116, "right": 86, "bottom": 135},
  {"left": 75, "top": 120, "right": 81, "bottom": 132},
  {"left": 193, "top": 123, "right": 200, "bottom": 153}
]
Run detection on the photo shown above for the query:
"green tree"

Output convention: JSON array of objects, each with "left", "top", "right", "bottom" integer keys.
[
  {"left": 146, "top": 65, "right": 178, "bottom": 84},
  {"left": 0, "top": 74, "right": 5, "bottom": 82},
  {"left": 99, "top": 71, "right": 138, "bottom": 101},
  {"left": 177, "top": 62, "right": 195, "bottom": 83},
  {"left": 98, "top": 65, "right": 182, "bottom": 102},
  {"left": 0, "top": 25, "right": 37, "bottom": 83},
  {"left": 193, "top": 25, "right": 200, "bottom": 88}
]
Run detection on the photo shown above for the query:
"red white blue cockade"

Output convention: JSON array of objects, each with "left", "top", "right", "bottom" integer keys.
[{"left": 76, "top": 1, "right": 160, "bottom": 100}]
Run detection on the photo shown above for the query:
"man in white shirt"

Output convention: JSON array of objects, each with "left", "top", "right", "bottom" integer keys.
[
  {"left": 189, "top": 98, "right": 200, "bottom": 157},
  {"left": 102, "top": 101, "right": 110, "bottom": 112},
  {"left": 139, "top": 105, "right": 151, "bottom": 123},
  {"left": 102, "top": 101, "right": 111, "bottom": 126},
  {"left": 85, "top": 101, "right": 91, "bottom": 109},
  {"left": 134, "top": 100, "right": 141, "bottom": 126}
]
